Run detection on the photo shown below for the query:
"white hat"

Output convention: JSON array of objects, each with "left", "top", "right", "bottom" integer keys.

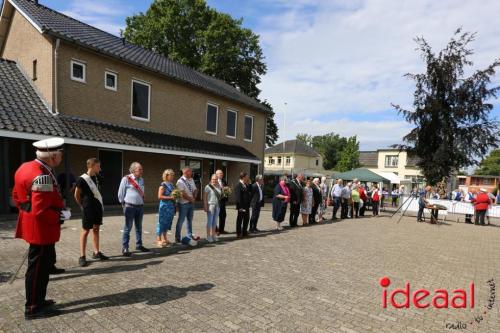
[
  {"left": 479, "top": 188, "right": 487, "bottom": 192},
  {"left": 33, "top": 137, "right": 65, "bottom": 151}
]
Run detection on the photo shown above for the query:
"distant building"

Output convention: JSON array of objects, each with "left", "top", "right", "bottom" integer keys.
[
  {"left": 264, "top": 140, "right": 325, "bottom": 178},
  {"left": 359, "top": 149, "right": 423, "bottom": 187},
  {"left": 457, "top": 175, "right": 499, "bottom": 193}
]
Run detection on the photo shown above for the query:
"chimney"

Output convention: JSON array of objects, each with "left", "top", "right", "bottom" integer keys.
[{"left": 121, "top": 37, "right": 126, "bottom": 46}]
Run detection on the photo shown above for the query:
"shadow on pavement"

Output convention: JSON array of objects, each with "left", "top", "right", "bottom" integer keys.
[
  {"left": 56, "top": 283, "right": 215, "bottom": 314},
  {"left": 50, "top": 260, "right": 163, "bottom": 282}
]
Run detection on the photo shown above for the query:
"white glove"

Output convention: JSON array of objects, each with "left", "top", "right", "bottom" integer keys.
[{"left": 61, "top": 209, "right": 72, "bottom": 220}]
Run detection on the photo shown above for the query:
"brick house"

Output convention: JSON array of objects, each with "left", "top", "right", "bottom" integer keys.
[{"left": 0, "top": 0, "right": 268, "bottom": 213}]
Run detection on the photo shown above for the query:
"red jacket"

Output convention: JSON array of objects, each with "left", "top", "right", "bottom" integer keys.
[
  {"left": 359, "top": 187, "right": 368, "bottom": 202},
  {"left": 471, "top": 192, "right": 491, "bottom": 211},
  {"left": 12, "top": 160, "right": 64, "bottom": 245}
]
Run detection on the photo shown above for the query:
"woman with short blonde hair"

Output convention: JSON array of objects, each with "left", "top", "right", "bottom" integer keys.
[{"left": 156, "top": 169, "right": 176, "bottom": 247}]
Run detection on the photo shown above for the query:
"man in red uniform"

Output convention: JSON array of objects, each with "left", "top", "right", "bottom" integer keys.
[
  {"left": 12, "top": 137, "right": 69, "bottom": 319},
  {"left": 471, "top": 188, "right": 492, "bottom": 226}
]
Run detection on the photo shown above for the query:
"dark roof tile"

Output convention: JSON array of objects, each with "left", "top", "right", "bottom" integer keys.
[{"left": 265, "top": 140, "right": 321, "bottom": 157}]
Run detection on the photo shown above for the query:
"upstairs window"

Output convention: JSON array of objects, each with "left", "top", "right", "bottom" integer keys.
[
  {"left": 268, "top": 156, "right": 274, "bottom": 165},
  {"left": 277, "top": 156, "right": 282, "bottom": 165},
  {"left": 71, "top": 60, "right": 86, "bottom": 83},
  {"left": 244, "top": 115, "right": 253, "bottom": 141},
  {"left": 285, "top": 156, "right": 291, "bottom": 165},
  {"left": 105, "top": 71, "right": 117, "bottom": 91},
  {"left": 32, "top": 59, "right": 37, "bottom": 81},
  {"left": 131, "top": 80, "right": 150, "bottom": 121},
  {"left": 316, "top": 159, "right": 319, "bottom": 166},
  {"left": 226, "top": 109, "right": 237, "bottom": 138},
  {"left": 384, "top": 155, "right": 398, "bottom": 167},
  {"left": 206, "top": 103, "right": 219, "bottom": 134}
]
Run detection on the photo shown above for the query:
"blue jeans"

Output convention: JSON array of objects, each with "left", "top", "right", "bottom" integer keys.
[
  {"left": 123, "top": 206, "right": 144, "bottom": 250},
  {"left": 176, "top": 203, "right": 194, "bottom": 241},
  {"left": 332, "top": 197, "right": 341, "bottom": 218},
  {"left": 207, "top": 206, "right": 220, "bottom": 230}
]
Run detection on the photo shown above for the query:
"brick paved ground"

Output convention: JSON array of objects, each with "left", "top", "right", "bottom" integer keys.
[{"left": 0, "top": 207, "right": 499, "bottom": 333}]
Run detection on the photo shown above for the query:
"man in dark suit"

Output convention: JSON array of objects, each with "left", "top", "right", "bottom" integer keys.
[
  {"left": 215, "top": 169, "right": 228, "bottom": 234},
  {"left": 234, "top": 172, "right": 252, "bottom": 238},
  {"left": 288, "top": 173, "right": 305, "bottom": 228},
  {"left": 249, "top": 175, "right": 265, "bottom": 233}
]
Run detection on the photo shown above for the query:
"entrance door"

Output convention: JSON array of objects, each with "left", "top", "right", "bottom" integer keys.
[
  {"left": 180, "top": 158, "right": 202, "bottom": 200},
  {"left": 99, "top": 150, "right": 123, "bottom": 205}
]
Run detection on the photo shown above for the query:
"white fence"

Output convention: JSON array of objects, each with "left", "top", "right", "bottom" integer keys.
[{"left": 399, "top": 195, "right": 500, "bottom": 218}]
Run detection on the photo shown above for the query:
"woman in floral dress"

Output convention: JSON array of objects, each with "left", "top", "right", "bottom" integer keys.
[
  {"left": 157, "top": 169, "right": 176, "bottom": 247},
  {"left": 300, "top": 178, "right": 313, "bottom": 226}
]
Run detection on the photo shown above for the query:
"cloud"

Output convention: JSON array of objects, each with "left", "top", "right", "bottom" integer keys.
[
  {"left": 60, "top": 0, "right": 134, "bottom": 36},
  {"left": 255, "top": 0, "right": 500, "bottom": 149}
]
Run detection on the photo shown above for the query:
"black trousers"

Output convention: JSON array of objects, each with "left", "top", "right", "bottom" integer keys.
[
  {"left": 359, "top": 204, "right": 366, "bottom": 216},
  {"left": 309, "top": 204, "right": 319, "bottom": 223},
  {"left": 250, "top": 205, "right": 261, "bottom": 231},
  {"left": 353, "top": 202, "right": 359, "bottom": 218},
  {"left": 372, "top": 201, "right": 379, "bottom": 215},
  {"left": 25, "top": 244, "right": 55, "bottom": 314},
  {"left": 236, "top": 210, "right": 250, "bottom": 236},
  {"left": 218, "top": 201, "right": 227, "bottom": 232},
  {"left": 341, "top": 198, "right": 349, "bottom": 218},
  {"left": 475, "top": 210, "right": 486, "bottom": 225},
  {"left": 289, "top": 203, "right": 300, "bottom": 227}
]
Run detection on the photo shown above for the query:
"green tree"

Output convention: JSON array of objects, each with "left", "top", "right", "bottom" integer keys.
[
  {"left": 336, "top": 136, "right": 361, "bottom": 172},
  {"left": 123, "top": 0, "right": 278, "bottom": 144},
  {"left": 393, "top": 29, "right": 500, "bottom": 184},
  {"left": 262, "top": 100, "right": 278, "bottom": 146},
  {"left": 475, "top": 149, "right": 500, "bottom": 175},
  {"left": 296, "top": 133, "right": 313, "bottom": 146},
  {"left": 312, "top": 133, "right": 348, "bottom": 170}
]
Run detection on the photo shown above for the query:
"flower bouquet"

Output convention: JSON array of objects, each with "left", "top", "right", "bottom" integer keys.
[
  {"left": 222, "top": 186, "right": 232, "bottom": 198},
  {"left": 171, "top": 188, "right": 182, "bottom": 200}
]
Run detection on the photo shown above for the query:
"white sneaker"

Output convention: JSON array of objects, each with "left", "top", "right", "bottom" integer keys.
[
  {"left": 207, "top": 236, "right": 214, "bottom": 243},
  {"left": 167, "top": 230, "right": 172, "bottom": 235},
  {"left": 213, "top": 235, "right": 218, "bottom": 242}
]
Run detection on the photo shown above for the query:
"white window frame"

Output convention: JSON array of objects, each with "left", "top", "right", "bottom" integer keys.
[
  {"left": 384, "top": 155, "right": 399, "bottom": 168},
  {"left": 70, "top": 59, "right": 86, "bottom": 83},
  {"left": 277, "top": 156, "right": 282, "bottom": 165},
  {"left": 205, "top": 102, "right": 219, "bottom": 135},
  {"left": 130, "top": 79, "right": 151, "bottom": 122},
  {"left": 285, "top": 156, "right": 291, "bottom": 165},
  {"left": 104, "top": 71, "right": 118, "bottom": 91},
  {"left": 244, "top": 114, "right": 254, "bottom": 142},
  {"left": 226, "top": 109, "right": 238, "bottom": 139},
  {"left": 268, "top": 156, "right": 274, "bottom": 165}
]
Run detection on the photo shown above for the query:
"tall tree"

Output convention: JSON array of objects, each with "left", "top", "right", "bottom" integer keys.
[
  {"left": 393, "top": 29, "right": 500, "bottom": 184},
  {"left": 296, "top": 133, "right": 313, "bottom": 146},
  {"left": 122, "top": 0, "right": 278, "bottom": 144},
  {"left": 336, "top": 136, "right": 361, "bottom": 172},
  {"left": 262, "top": 100, "right": 278, "bottom": 146},
  {"left": 475, "top": 149, "right": 500, "bottom": 175},
  {"left": 312, "top": 133, "right": 348, "bottom": 170}
]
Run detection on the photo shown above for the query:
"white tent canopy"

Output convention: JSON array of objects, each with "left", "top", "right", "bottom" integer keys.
[{"left": 373, "top": 171, "right": 401, "bottom": 184}]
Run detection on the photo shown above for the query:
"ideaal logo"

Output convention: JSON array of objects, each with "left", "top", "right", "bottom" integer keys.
[
  {"left": 379, "top": 277, "right": 474, "bottom": 309},
  {"left": 379, "top": 277, "right": 496, "bottom": 330}
]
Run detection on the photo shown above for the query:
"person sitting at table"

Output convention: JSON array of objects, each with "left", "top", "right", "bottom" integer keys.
[{"left": 417, "top": 186, "right": 438, "bottom": 222}]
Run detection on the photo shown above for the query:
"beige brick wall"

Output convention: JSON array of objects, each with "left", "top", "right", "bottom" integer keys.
[
  {"left": 1, "top": 9, "right": 53, "bottom": 107},
  {"left": 56, "top": 42, "right": 266, "bottom": 161}
]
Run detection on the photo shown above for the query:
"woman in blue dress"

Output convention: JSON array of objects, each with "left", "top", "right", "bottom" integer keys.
[{"left": 157, "top": 169, "right": 176, "bottom": 247}]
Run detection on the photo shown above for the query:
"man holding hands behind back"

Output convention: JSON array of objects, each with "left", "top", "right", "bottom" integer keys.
[{"left": 13, "top": 138, "right": 70, "bottom": 319}]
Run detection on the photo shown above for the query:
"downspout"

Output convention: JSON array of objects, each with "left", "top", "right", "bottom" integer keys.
[
  {"left": 53, "top": 38, "right": 60, "bottom": 114},
  {"left": 261, "top": 110, "right": 267, "bottom": 175}
]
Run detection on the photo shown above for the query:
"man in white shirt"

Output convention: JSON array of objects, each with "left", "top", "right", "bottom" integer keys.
[
  {"left": 249, "top": 175, "right": 265, "bottom": 233},
  {"left": 175, "top": 166, "right": 198, "bottom": 242}
]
